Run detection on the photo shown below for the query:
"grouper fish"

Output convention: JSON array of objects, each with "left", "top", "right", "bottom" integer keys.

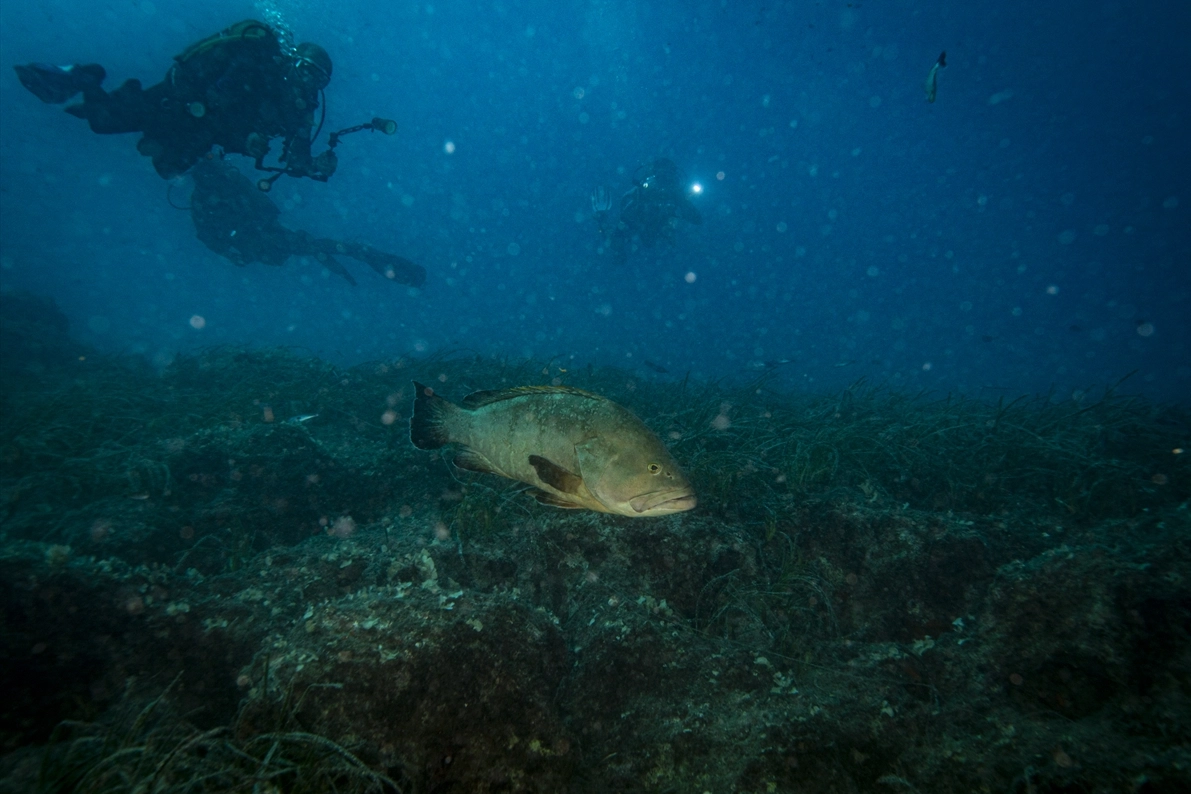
[{"left": 409, "top": 382, "right": 697, "bottom": 517}]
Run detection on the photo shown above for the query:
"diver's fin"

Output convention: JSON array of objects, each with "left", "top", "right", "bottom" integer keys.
[
  {"left": 453, "top": 447, "right": 501, "bottom": 475},
  {"left": 591, "top": 185, "right": 612, "bottom": 213},
  {"left": 409, "top": 381, "right": 455, "bottom": 450},
  {"left": 317, "top": 253, "right": 356, "bottom": 285},
  {"left": 528, "top": 455, "right": 584, "bottom": 495},
  {"left": 15, "top": 63, "right": 105, "bottom": 104},
  {"left": 527, "top": 488, "right": 583, "bottom": 509},
  {"left": 348, "top": 244, "right": 427, "bottom": 287}
]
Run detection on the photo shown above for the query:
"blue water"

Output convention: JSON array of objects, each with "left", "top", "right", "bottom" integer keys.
[{"left": 2, "top": 0, "right": 1188, "bottom": 402}]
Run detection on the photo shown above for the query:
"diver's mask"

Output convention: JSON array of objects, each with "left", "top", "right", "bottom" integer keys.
[{"left": 291, "top": 43, "right": 332, "bottom": 90}]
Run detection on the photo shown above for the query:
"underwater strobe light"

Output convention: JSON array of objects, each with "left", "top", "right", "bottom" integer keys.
[
  {"left": 690, "top": 182, "right": 704, "bottom": 195},
  {"left": 371, "top": 117, "right": 398, "bottom": 135}
]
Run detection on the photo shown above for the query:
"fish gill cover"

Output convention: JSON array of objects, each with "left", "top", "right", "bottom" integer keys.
[{"left": 1, "top": 0, "right": 1189, "bottom": 792}]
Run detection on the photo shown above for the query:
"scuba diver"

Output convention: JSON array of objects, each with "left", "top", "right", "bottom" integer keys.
[
  {"left": 591, "top": 157, "right": 703, "bottom": 265},
  {"left": 189, "top": 157, "right": 426, "bottom": 287},
  {"left": 14, "top": 19, "right": 397, "bottom": 188}
]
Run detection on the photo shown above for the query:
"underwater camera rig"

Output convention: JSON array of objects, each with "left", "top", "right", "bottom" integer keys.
[{"left": 254, "top": 116, "right": 398, "bottom": 192}]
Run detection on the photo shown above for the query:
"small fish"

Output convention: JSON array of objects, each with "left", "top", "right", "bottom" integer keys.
[
  {"left": 747, "top": 359, "right": 791, "bottom": 370},
  {"left": 643, "top": 360, "right": 669, "bottom": 374},
  {"left": 286, "top": 413, "right": 319, "bottom": 425},
  {"left": 410, "top": 382, "right": 696, "bottom": 516},
  {"left": 925, "top": 51, "right": 946, "bottom": 103}
]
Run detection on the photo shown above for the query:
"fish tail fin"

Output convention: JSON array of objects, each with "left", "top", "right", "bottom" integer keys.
[{"left": 410, "top": 381, "right": 455, "bottom": 449}]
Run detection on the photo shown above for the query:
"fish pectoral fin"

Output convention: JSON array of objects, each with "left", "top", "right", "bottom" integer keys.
[
  {"left": 453, "top": 447, "right": 501, "bottom": 476},
  {"left": 528, "top": 454, "right": 584, "bottom": 495},
  {"left": 527, "top": 488, "right": 584, "bottom": 509}
]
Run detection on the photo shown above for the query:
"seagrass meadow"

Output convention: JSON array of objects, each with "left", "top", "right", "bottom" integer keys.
[{"left": 1, "top": 294, "right": 1189, "bottom": 793}]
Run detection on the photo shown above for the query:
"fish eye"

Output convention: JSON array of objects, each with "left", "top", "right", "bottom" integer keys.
[{"left": 648, "top": 463, "right": 661, "bottom": 474}]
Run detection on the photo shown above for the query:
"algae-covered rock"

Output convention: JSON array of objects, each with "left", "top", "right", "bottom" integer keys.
[{"left": 2, "top": 348, "right": 1189, "bottom": 792}]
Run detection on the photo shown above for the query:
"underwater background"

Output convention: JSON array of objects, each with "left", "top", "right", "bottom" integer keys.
[
  {"left": 1, "top": 1, "right": 1190, "bottom": 793},
  {"left": 1, "top": 0, "right": 1187, "bottom": 399}
]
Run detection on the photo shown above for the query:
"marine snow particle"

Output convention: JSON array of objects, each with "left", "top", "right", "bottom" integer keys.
[{"left": 328, "top": 516, "right": 356, "bottom": 539}]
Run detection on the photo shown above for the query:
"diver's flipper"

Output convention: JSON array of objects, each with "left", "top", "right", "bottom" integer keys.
[
  {"left": 15, "top": 63, "right": 105, "bottom": 104},
  {"left": 360, "top": 249, "right": 427, "bottom": 287},
  {"left": 527, "top": 488, "right": 583, "bottom": 509},
  {"left": 528, "top": 455, "right": 584, "bottom": 495},
  {"left": 591, "top": 185, "right": 612, "bottom": 214},
  {"left": 315, "top": 253, "right": 356, "bottom": 285}
]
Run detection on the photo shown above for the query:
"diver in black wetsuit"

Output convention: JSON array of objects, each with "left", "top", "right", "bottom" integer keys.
[
  {"left": 15, "top": 19, "right": 394, "bottom": 186},
  {"left": 591, "top": 157, "right": 703, "bottom": 265},
  {"left": 189, "top": 158, "right": 426, "bottom": 288}
]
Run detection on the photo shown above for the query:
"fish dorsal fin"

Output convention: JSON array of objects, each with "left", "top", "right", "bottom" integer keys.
[
  {"left": 460, "top": 385, "right": 605, "bottom": 410},
  {"left": 528, "top": 455, "right": 584, "bottom": 495}
]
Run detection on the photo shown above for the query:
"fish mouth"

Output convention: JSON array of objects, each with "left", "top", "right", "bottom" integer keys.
[{"left": 629, "top": 490, "right": 698, "bottom": 515}]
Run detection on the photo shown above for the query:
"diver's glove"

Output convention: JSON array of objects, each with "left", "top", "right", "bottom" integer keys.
[{"left": 590, "top": 185, "right": 612, "bottom": 214}]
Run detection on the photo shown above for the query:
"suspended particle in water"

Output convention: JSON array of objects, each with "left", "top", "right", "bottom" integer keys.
[{"left": 328, "top": 516, "right": 356, "bottom": 539}]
